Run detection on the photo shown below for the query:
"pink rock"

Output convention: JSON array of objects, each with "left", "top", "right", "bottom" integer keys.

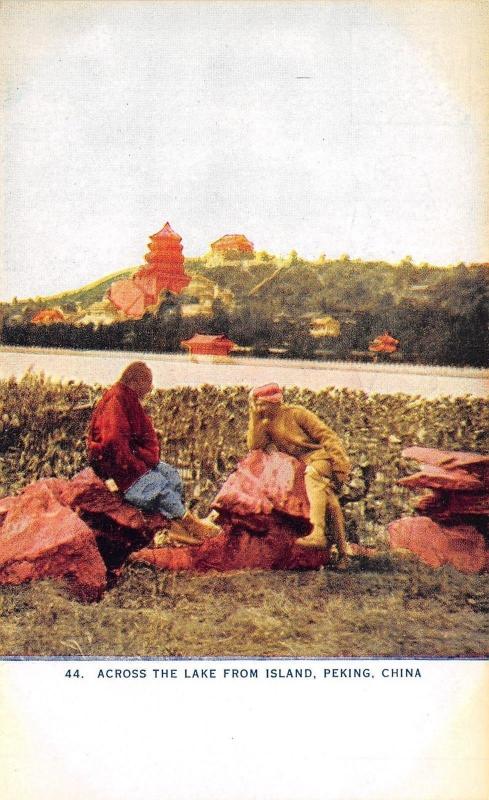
[
  {"left": 398, "top": 465, "right": 483, "bottom": 492},
  {"left": 415, "top": 491, "right": 449, "bottom": 518},
  {"left": 212, "top": 449, "right": 309, "bottom": 518},
  {"left": 0, "top": 482, "right": 106, "bottom": 600},
  {"left": 448, "top": 492, "right": 489, "bottom": 516},
  {"left": 388, "top": 516, "right": 488, "bottom": 573},
  {"left": 402, "top": 447, "right": 489, "bottom": 471},
  {"left": 57, "top": 468, "right": 149, "bottom": 529},
  {"left": 132, "top": 451, "right": 330, "bottom": 574},
  {"left": 402, "top": 447, "right": 489, "bottom": 488}
]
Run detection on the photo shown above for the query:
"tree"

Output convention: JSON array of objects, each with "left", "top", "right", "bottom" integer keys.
[{"left": 210, "top": 299, "right": 230, "bottom": 335}]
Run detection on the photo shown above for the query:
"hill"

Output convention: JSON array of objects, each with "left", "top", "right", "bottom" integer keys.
[
  {"left": 1, "top": 257, "right": 487, "bottom": 368},
  {"left": 17, "top": 267, "right": 137, "bottom": 309}
]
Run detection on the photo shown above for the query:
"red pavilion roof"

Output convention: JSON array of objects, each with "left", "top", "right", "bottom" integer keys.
[
  {"left": 211, "top": 234, "right": 254, "bottom": 253},
  {"left": 181, "top": 334, "right": 236, "bottom": 355},
  {"left": 150, "top": 222, "right": 182, "bottom": 242}
]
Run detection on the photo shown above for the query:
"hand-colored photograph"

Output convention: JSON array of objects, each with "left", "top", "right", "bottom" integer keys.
[{"left": 1, "top": 1, "right": 488, "bottom": 664}]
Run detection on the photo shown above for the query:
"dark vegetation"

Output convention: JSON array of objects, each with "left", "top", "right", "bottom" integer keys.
[
  {"left": 0, "top": 376, "right": 488, "bottom": 656},
  {"left": 1, "top": 259, "right": 488, "bottom": 367}
]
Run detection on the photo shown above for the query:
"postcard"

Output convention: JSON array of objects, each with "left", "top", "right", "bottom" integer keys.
[{"left": 1, "top": 2, "right": 488, "bottom": 798}]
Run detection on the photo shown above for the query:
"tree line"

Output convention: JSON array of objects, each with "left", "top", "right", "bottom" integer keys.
[{"left": 1, "top": 261, "right": 487, "bottom": 367}]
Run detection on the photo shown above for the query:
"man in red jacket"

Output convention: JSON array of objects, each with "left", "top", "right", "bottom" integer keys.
[{"left": 87, "top": 361, "right": 219, "bottom": 543}]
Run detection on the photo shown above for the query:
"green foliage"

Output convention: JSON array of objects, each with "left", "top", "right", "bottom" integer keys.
[
  {"left": 16, "top": 267, "right": 137, "bottom": 309},
  {"left": 2, "top": 259, "right": 487, "bottom": 367}
]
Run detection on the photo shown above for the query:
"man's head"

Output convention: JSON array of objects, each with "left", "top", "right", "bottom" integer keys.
[
  {"left": 119, "top": 361, "right": 153, "bottom": 399},
  {"left": 250, "top": 383, "right": 283, "bottom": 417}
]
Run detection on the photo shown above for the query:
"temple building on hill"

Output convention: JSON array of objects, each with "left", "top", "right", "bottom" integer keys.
[
  {"left": 108, "top": 222, "right": 191, "bottom": 319},
  {"left": 309, "top": 316, "right": 341, "bottom": 338},
  {"left": 76, "top": 299, "right": 121, "bottom": 327},
  {"left": 31, "top": 308, "right": 66, "bottom": 325},
  {"left": 180, "top": 274, "right": 235, "bottom": 318},
  {"left": 208, "top": 233, "right": 254, "bottom": 265},
  {"left": 181, "top": 333, "right": 236, "bottom": 362}
]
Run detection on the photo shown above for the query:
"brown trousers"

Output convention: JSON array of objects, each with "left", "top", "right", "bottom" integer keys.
[{"left": 301, "top": 455, "right": 347, "bottom": 554}]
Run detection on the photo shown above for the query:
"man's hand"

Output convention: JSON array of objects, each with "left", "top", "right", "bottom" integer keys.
[{"left": 333, "top": 469, "right": 350, "bottom": 487}]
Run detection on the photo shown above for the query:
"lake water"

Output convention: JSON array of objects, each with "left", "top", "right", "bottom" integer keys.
[{"left": 0, "top": 346, "right": 487, "bottom": 398}]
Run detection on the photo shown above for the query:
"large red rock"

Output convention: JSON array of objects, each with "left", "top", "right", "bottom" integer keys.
[
  {"left": 0, "top": 482, "right": 107, "bottom": 600},
  {"left": 212, "top": 450, "right": 309, "bottom": 518},
  {"left": 398, "top": 465, "right": 483, "bottom": 492},
  {"left": 131, "top": 518, "right": 330, "bottom": 573},
  {"left": 0, "top": 470, "right": 169, "bottom": 598},
  {"left": 56, "top": 469, "right": 167, "bottom": 574},
  {"left": 402, "top": 446, "right": 489, "bottom": 470},
  {"left": 389, "top": 516, "right": 488, "bottom": 573},
  {"left": 57, "top": 468, "right": 149, "bottom": 529},
  {"left": 402, "top": 447, "right": 489, "bottom": 487},
  {"left": 131, "top": 451, "right": 330, "bottom": 573}
]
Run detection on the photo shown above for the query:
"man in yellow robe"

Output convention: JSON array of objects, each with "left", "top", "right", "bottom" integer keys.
[{"left": 247, "top": 383, "right": 351, "bottom": 569}]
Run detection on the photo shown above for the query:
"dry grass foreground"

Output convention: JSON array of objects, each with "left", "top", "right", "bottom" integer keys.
[
  {"left": 0, "top": 375, "right": 488, "bottom": 657},
  {"left": 1, "top": 554, "right": 488, "bottom": 658}
]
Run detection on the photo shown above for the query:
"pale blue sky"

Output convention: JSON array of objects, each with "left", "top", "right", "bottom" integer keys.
[{"left": 2, "top": 1, "right": 488, "bottom": 300}]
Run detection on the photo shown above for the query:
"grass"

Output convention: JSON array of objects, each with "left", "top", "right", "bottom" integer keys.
[
  {"left": 19, "top": 267, "right": 137, "bottom": 308},
  {"left": 1, "top": 551, "right": 488, "bottom": 658},
  {"left": 1, "top": 377, "right": 488, "bottom": 658}
]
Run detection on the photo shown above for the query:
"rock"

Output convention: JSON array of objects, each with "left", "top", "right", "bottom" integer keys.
[
  {"left": 388, "top": 516, "right": 488, "bottom": 574},
  {"left": 415, "top": 491, "right": 449, "bottom": 518},
  {"left": 57, "top": 468, "right": 150, "bottom": 529},
  {"left": 212, "top": 449, "right": 309, "bottom": 519},
  {"left": 0, "top": 481, "right": 107, "bottom": 600},
  {"left": 402, "top": 447, "right": 489, "bottom": 487},
  {"left": 401, "top": 446, "right": 489, "bottom": 471},
  {"left": 398, "top": 465, "right": 483, "bottom": 492},
  {"left": 448, "top": 492, "right": 489, "bottom": 516},
  {"left": 58, "top": 469, "right": 167, "bottom": 574},
  {"left": 0, "top": 470, "right": 170, "bottom": 598},
  {"left": 132, "top": 451, "right": 330, "bottom": 573}
]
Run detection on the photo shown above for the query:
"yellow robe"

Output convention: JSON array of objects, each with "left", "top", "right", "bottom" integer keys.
[{"left": 247, "top": 404, "right": 350, "bottom": 483}]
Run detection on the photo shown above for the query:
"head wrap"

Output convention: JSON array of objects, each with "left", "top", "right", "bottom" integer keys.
[
  {"left": 250, "top": 383, "right": 283, "bottom": 403},
  {"left": 119, "top": 361, "right": 152, "bottom": 385}
]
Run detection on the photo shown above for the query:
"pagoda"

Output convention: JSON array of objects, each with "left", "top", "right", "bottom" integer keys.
[
  {"left": 209, "top": 234, "right": 254, "bottom": 265},
  {"left": 211, "top": 234, "right": 254, "bottom": 255},
  {"left": 108, "top": 222, "right": 191, "bottom": 319}
]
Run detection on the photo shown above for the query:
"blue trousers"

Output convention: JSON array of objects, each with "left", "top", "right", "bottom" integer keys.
[{"left": 124, "top": 462, "right": 186, "bottom": 519}]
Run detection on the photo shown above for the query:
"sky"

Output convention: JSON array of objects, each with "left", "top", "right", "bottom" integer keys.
[{"left": 1, "top": 0, "right": 488, "bottom": 301}]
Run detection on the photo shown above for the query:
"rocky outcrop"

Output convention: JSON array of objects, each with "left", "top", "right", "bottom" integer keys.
[
  {"left": 389, "top": 447, "right": 489, "bottom": 573},
  {"left": 131, "top": 450, "right": 330, "bottom": 573},
  {"left": 0, "top": 481, "right": 107, "bottom": 601},
  {"left": 0, "top": 469, "right": 168, "bottom": 600},
  {"left": 389, "top": 517, "right": 488, "bottom": 573}
]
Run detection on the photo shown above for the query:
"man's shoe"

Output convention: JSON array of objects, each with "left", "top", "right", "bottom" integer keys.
[
  {"left": 181, "top": 511, "right": 221, "bottom": 540},
  {"left": 334, "top": 554, "right": 351, "bottom": 571},
  {"left": 296, "top": 528, "right": 327, "bottom": 549},
  {"left": 167, "top": 520, "right": 202, "bottom": 547}
]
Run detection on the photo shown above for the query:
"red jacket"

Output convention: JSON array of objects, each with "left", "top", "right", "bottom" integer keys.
[{"left": 87, "top": 382, "right": 160, "bottom": 492}]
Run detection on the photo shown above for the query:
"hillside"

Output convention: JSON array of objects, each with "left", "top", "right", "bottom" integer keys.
[
  {"left": 17, "top": 266, "right": 137, "bottom": 309},
  {"left": 1, "top": 257, "right": 487, "bottom": 368}
]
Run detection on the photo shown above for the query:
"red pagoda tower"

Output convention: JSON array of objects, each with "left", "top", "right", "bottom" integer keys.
[{"left": 109, "top": 222, "right": 191, "bottom": 318}]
